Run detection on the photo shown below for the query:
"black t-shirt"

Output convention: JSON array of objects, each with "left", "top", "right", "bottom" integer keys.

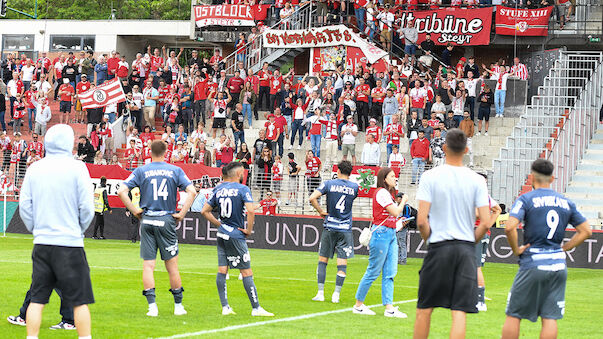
[
  {"left": 253, "top": 138, "right": 272, "bottom": 160},
  {"left": 420, "top": 40, "right": 436, "bottom": 54},
  {"left": 437, "top": 87, "right": 451, "bottom": 105},
  {"left": 231, "top": 111, "right": 244, "bottom": 131},
  {"left": 288, "top": 160, "right": 299, "bottom": 176},
  {"left": 62, "top": 65, "right": 78, "bottom": 83}
]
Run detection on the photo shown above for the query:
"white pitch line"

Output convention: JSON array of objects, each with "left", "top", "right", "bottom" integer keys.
[
  {"left": 154, "top": 299, "right": 418, "bottom": 339},
  {"left": 0, "top": 259, "right": 419, "bottom": 289}
]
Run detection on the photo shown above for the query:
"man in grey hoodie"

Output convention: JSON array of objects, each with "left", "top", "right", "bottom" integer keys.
[{"left": 19, "top": 124, "right": 95, "bottom": 339}]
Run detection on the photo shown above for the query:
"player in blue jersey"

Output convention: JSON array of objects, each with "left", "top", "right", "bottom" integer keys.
[
  {"left": 309, "top": 160, "right": 359, "bottom": 304},
  {"left": 502, "top": 159, "right": 592, "bottom": 339},
  {"left": 201, "top": 161, "right": 274, "bottom": 317},
  {"left": 118, "top": 140, "right": 196, "bottom": 317}
]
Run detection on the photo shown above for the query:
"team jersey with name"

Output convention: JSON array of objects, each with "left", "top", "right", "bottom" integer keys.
[
  {"left": 123, "top": 161, "right": 192, "bottom": 216},
  {"left": 316, "top": 179, "right": 359, "bottom": 232},
  {"left": 510, "top": 188, "right": 586, "bottom": 270},
  {"left": 207, "top": 181, "right": 254, "bottom": 240}
]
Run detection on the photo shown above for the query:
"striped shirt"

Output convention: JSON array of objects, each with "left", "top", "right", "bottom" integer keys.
[{"left": 511, "top": 63, "right": 529, "bottom": 80}]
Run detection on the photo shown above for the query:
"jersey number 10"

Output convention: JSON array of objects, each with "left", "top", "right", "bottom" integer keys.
[
  {"left": 219, "top": 197, "right": 232, "bottom": 218},
  {"left": 151, "top": 178, "right": 169, "bottom": 201}
]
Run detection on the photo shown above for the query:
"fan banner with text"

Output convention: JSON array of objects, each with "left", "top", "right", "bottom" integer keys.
[{"left": 495, "top": 6, "right": 554, "bottom": 36}]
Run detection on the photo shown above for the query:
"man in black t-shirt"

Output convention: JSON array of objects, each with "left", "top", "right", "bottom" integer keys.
[{"left": 231, "top": 104, "right": 246, "bottom": 153}]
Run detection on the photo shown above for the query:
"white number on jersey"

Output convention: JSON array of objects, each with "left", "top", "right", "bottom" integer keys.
[
  {"left": 150, "top": 178, "right": 169, "bottom": 201},
  {"left": 546, "top": 209, "right": 560, "bottom": 239},
  {"left": 335, "top": 195, "right": 346, "bottom": 214},
  {"left": 219, "top": 197, "right": 232, "bottom": 218}
]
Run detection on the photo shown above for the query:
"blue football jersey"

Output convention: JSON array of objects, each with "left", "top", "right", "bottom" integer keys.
[
  {"left": 123, "top": 162, "right": 192, "bottom": 216},
  {"left": 316, "top": 179, "right": 359, "bottom": 232},
  {"left": 207, "top": 182, "right": 253, "bottom": 240},
  {"left": 510, "top": 188, "right": 587, "bottom": 269}
]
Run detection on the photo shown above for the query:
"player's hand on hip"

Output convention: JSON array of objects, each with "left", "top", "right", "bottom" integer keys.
[
  {"left": 172, "top": 211, "right": 185, "bottom": 223},
  {"left": 133, "top": 208, "right": 144, "bottom": 220},
  {"left": 238, "top": 228, "right": 252, "bottom": 236},
  {"left": 319, "top": 211, "right": 328, "bottom": 217},
  {"left": 514, "top": 243, "right": 530, "bottom": 256}
]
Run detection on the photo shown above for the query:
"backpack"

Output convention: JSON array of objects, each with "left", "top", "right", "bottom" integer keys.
[{"left": 403, "top": 205, "right": 418, "bottom": 229}]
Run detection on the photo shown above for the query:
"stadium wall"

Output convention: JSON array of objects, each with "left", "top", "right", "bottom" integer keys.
[{"left": 7, "top": 207, "right": 603, "bottom": 269}]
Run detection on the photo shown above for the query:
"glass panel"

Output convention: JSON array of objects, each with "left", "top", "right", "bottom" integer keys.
[
  {"left": 83, "top": 37, "right": 95, "bottom": 51},
  {"left": 50, "top": 36, "right": 82, "bottom": 51},
  {"left": 2, "top": 35, "right": 34, "bottom": 50}
]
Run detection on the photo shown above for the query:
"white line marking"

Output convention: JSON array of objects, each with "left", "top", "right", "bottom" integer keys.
[
  {"left": 0, "top": 259, "right": 419, "bottom": 289},
  {"left": 154, "top": 299, "right": 418, "bottom": 339}
]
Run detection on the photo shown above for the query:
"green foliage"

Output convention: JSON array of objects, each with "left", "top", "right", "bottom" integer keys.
[{"left": 2, "top": 0, "right": 191, "bottom": 20}]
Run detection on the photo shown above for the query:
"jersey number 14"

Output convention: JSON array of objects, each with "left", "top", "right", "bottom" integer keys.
[{"left": 151, "top": 178, "right": 169, "bottom": 201}]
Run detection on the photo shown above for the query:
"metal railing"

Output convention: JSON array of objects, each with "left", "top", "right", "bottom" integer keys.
[{"left": 491, "top": 51, "right": 603, "bottom": 206}]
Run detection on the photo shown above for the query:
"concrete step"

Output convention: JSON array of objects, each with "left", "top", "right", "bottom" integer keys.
[
  {"left": 576, "top": 204, "right": 603, "bottom": 212},
  {"left": 566, "top": 192, "right": 603, "bottom": 200},
  {"left": 572, "top": 175, "right": 603, "bottom": 183},
  {"left": 566, "top": 186, "right": 597, "bottom": 193},
  {"left": 588, "top": 143, "right": 603, "bottom": 150},
  {"left": 585, "top": 149, "right": 603, "bottom": 155},
  {"left": 577, "top": 164, "right": 603, "bottom": 171},
  {"left": 574, "top": 170, "right": 603, "bottom": 176}
]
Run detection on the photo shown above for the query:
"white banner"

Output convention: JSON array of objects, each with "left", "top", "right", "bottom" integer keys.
[{"left": 262, "top": 25, "right": 388, "bottom": 64}]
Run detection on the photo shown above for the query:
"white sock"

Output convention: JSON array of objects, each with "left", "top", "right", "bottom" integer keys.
[
  {"left": 79, "top": 336, "right": 92, "bottom": 339},
  {"left": 26, "top": 336, "right": 38, "bottom": 339},
  {"left": 175, "top": 303, "right": 182, "bottom": 307}
]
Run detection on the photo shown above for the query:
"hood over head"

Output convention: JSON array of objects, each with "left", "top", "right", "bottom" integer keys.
[{"left": 45, "top": 124, "right": 75, "bottom": 156}]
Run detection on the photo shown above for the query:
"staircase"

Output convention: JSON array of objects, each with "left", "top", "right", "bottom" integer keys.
[
  {"left": 565, "top": 125, "right": 603, "bottom": 229},
  {"left": 222, "top": 3, "right": 316, "bottom": 75},
  {"left": 492, "top": 51, "right": 603, "bottom": 206}
]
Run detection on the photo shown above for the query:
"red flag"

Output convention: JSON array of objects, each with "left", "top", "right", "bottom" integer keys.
[
  {"left": 252, "top": 4, "right": 270, "bottom": 21},
  {"left": 79, "top": 78, "right": 126, "bottom": 109},
  {"left": 495, "top": 6, "right": 554, "bottom": 36}
]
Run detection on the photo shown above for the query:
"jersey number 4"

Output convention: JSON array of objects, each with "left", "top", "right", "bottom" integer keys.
[
  {"left": 335, "top": 196, "right": 346, "bottom": 214},
  {"left": 151, "top": 178, "right": 169, "bottom": 201}
]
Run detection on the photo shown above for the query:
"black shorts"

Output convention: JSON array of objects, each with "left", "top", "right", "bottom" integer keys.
[
  {"left": 217, "top": 233, "right": 251, "bottom": 269},
  {"left": 60, "top": 101, "right": 72, "bottom": 113},
  {"left": 30, "top": 244, "right": 95, "bottom": 307},
  {"left": 478, "top": 105, "right": 491, "bottom": 121},
  {"left": 213, "top": 117, "right": 226, "bottom": 129},
  {"left": 506, "top": 267, "right": 567, "bottom": 322},
  {"left": 417, "top": 240, "right": 478, "bottom": 313},
  {"left": 318, "top": 228, "right": 354, "bottom": 259}
]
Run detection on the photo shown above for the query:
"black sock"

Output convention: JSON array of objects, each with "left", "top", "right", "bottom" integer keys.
[
  {"left": 170, "top": 287, "right": 184, "bottom": 304},
  {"left": 142, "top": 288, "right": 156, "bottom": 304},
  {"left": 335, "top": 265, "right": 347, "bottom": 293},
  {"left": 216, "top": 273, "right": 228, "bottom": 307},
  {"left": 478, "top": 286, "right": 485, "bottom": 303},
  {"left": 242, "top": 275, "right": 260, "bottom": 309}
]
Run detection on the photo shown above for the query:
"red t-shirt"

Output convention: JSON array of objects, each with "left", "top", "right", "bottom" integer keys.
[
  {"left": 107, "top": 57, "right": 120, "bottom": 75},
  {"left": 259, "top": 198, "right": 278, "bottom": 215},
  {"left": 305, "top": 157, "right": 321, "bottom": 176},
  {"left": 59, "top": 84, "right": 75, "bottom": 102},
  {"left": 246, "top": 75, "right": 260, "bottom": 93},
  {"left": 354, "top": 0, "right": 368, "bottom": 9},
  {"left": 385, "top": 123, "right": 404, "bottom": 145},
  {"left": 427, "top": 119, "right": 439, "bottom": 128},
  {"left": 372, "top": 187, "right": 397, "bottom": 228},
  {"left": 275, "top": 115, "right": 287, "bottom": 133},
  {"left": 258, "top": 70, "right": 272, "bottom": 87},
  {"left": 270, "top": 76, "right": 283, "bottom": 95},
  {"left": 355, "top": 84, "right": 370, "bottom": 103},
  {"left": 158, "top": 86, "right": 170, "bottom": 105},
  {"left": 194, "top": 80, "right": 209, "bottom": 101},
  {"left": 27, "top": 141, "right": 44, "bottom": 155},
  {"left": 210, "top": 55, "right": 223, "bottom": 65},
  {"left": 372, "top": 87, "right": 386, "bottom": 104},
  {"left": 264, "top": 121, "right": 281, "bottom": 140},
  {"left": 117, "top": 61, "right": 129, "bottom": 78},
  {"left": 140, "top": 132, "right": 155, "bottom": 145},
  {"left": 76, "top": 81, "right": 91, "bottom": 94},
  {"left": 221, "top": 146, "right": 234, "bottom": 164},
  {"left": 24, "top": 90, "right": 36, "bottom": 109},
  {"left": 227, "top": 77, "right": 245, "bottom": 94},
  {"left": 410, "top": 137, "right": 430, "bottom": 159},
  {"left": 366, "top": 126, "right": 382, "bottom": 142},
  {"left": 150, "top": 55, "right": 164, "bottom": 72}
]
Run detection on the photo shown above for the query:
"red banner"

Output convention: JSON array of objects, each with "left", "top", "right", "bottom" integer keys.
[
  {"left": 395, "top": 7, "right": 492, "bottom": 46},
  {"left": 86, "top": 163, "right": 238, "bottom": 208},
  {"left": 331, "top": 165, "right": 403, "bottom": 198},
  {"left": 193, "top": 4, "right": 269, "bottom": 27},
  {"left": 495, "top": 6, "right": 553, "bottom": 36}
]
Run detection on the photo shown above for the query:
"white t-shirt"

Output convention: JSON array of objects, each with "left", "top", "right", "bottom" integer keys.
[
  {"left": 36, "top": 81, "right": 52, "bottom": 94},
  {"left": 132, "top": 92, "right": 144, "bottom": 108},
  {"left": 416, "top": 164, "right": 489, "bottom": 243},
  {"left": 21, "top": 65, "right": 35, "bottom": 82},
  {"left": 6, "top": 80, "right": 17, "bottom": 97},
  {"left": 494, "top": 73, "right": 510, "bottom": 91},
  {"left": 304, "top": 84, "right": 319, "bottom": 96},
  {"left": 465, "top": 78, "right": 479, "bottom": 97},
  {"left": 341, "top": 123, "right": 358, "bottom": 145}
]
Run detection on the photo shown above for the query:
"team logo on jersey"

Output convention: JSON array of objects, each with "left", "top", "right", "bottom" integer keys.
[
  {"left": 343, "top": 246, "right": 353, "bottom": 258},
  {"left": 165, "top": 243, "right": 179, "bottom": 256},
  {"left": 357, "top": 169, "right": 376, "bottom": 193},
  {"left": 227, "top": 255, "right": 241, "bottom": 267}
]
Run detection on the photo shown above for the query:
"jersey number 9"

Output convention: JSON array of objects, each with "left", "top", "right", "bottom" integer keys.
[
  {"left": 546, "top": 209, "right": 560, "bottom": 239},
  {"left": 151, "top": 178, "right": 169, "bottom": 201}
]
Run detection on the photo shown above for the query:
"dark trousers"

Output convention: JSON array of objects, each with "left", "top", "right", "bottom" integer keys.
[
  {"left": 258, "top": 86, "right": 270, "bottom": 111},
  {"left": 129, "top": 216, "right": 140, "bottom": 242},
  {"left": 181, "top": 108, "right": 193, "bottom": 134},
  {"left": 19, "top": 285, "right": 74, "bottom": 324},
  {"left": 194, "top": 99, "right": 206, "bottom": 125},
  {"left": 291, "top": 119, "right": 304, "bottom": 146},
  {"left": 356, "top": 101, "right": 369, "bottom": 131},
  {"left": 132, "top": 109, "right": 143, "bottom": 132},
  {"left": 9, "top": 97, "right": 16, "bottom": 118},
  {"left": 276, "top": 134, "right": 285, "bottom": 157},
  {"left": 93, "top": 212, "right": 104, "bottom": 237},
  {"left": 371, "top": 102, "right": 383, "bottom": 122},
  {"left": 466, "top": 97, "right": 476, "bottom": 121}
]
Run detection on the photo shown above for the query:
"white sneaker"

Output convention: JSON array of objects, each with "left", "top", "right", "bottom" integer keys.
[
  {"left": 331, "top": 292, "right": 340, "bottom": 304},
  {"left": 484, "top": 132, "right": 489, "bottom": 136},
  {"left": 238, "top": 273, "right": 243, "bottom": 280},
  {"left": 475, "top": 132, "right": 480, "bottom": 136},
  {"left": 352, "top": 304, "right": 376, "bottom": 315},
  {"left": 287, "top": 144, "right": 292, "bottom": 150},
  {"left": 222, "top": 305, "right": 236, "bottom": 315},
  {"left": 174, "top": 304, "right": 187, "bottom": 316},
  {"left": 312, "top": 292, "right": 325, "bottom": 302},
  {"left": 147, "top": 303, "right": 158, "bottom": 317},
  {"left": 296, "top": 145, "right": 301, "bottom": 150},
  {"left": 225, "top": 273, "right": 230, "bottom": 280},
  {"left": 384, "top": 307, "right": 408, "bottom": 318},
  {"left": 252, "top": 306, "right": 274, "bottom": 317},
  {"left": 477, "top": 302, "right": 487, "bottom": 312}
]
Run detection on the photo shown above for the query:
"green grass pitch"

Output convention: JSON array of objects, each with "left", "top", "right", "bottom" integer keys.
[{"left": 1, "top": 233, "right": 602, "bottom": 338}]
